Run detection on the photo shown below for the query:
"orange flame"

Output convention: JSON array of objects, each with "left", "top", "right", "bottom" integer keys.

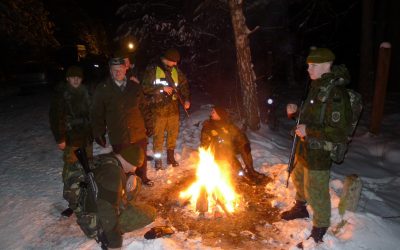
[{"left": 179, "top": 147, "right": 239, "bottom": 214}]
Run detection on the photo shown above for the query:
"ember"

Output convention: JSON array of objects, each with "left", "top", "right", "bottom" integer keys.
[{"left": 179, "top": 147, "right": 240, "bottom": 216}]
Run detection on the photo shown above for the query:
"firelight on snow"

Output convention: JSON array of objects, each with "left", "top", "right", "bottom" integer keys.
[{"left": 179, "top": 147, "right": 240, "bottom": 215}]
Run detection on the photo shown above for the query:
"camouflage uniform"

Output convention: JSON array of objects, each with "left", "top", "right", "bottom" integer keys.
[
  {"left": 49, "top": 82, "right": 93, "bottom": 211},
  {"left": 76, "top": 153, "right": 156, "bottom": 248},
  {"left": 200, "top": 119, "right": 253, "bottom": 176},
  {"left": 292, "top": 65, "right": 352, "bottom": 227},
  {"left": 91, "top": 77, "right": 152, "bottom": 180},
  {"left": 142, "top": 60, "right": 190, "bottom": 156}
]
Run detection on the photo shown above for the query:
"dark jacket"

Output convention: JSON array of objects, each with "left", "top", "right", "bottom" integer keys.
[
  {"left": 91, "top": 77, "right": 152, "bottom": 146},
  {"left": 297, "top": 65, "right": 352, "bottom": 170},
  {"left": 49, "top": 82, "right": 92, "bottom": 147},
  {"left": 200, "top": 119, "right": 252, "bottom": 168}
]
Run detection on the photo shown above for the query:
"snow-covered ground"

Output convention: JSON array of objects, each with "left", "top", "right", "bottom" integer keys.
[{"left": 0, "top": 86, "right": 399, "bottom": 250}]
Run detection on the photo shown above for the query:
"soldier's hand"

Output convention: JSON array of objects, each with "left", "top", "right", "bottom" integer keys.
[
  {"left": 57, "top": 141, "right": 66, "bottom": 150},
  {"left": 95, "top": 134, "right": 107, "bottom": 148},
  {"left": 163, "top": 86, "right": 173, "bottom": 95},
  {"left": 184, "top": 101, "right": 190, "bottom": 110},
  {"left": 295, "top": 124, "right": 307, "bottom": 139},
  {"left": 286, "top": 104, "right": 298, "bottom": 119}
]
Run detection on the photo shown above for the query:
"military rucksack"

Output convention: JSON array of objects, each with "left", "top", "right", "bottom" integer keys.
[{"left": 319, "top": 79, "right": 363, "bottom": 163}]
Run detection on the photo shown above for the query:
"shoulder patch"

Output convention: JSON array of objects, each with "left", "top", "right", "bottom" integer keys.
[{"left": 332, "top": 111, "right": 341, "bottom": 122}]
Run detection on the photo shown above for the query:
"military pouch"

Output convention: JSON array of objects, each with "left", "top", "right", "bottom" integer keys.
[{"left": 330, "top": 142, "right": 348, "bottom": 163}]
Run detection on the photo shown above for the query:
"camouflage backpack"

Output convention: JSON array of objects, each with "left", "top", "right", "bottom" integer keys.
[{"left": 319, "top": 79, "right": 363, "bottom": 163}]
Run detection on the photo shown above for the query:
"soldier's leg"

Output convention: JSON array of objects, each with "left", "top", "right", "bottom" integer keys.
[
  {"left": 134, "top": 140, "right": 154, "bottom": 186},
  {"left": 304, "top": 169, "right": 331, "bottom": 228},
  {"left": 165, "top": 114, "right": 180, "bottom": 166},
  {"left": 153, "top": 114, "right": 167, "bottom": 169},
  {"left": 62, "top": 146, "right": 85, "bottom": 213},
  {"left": 292, "top": 157, "right": 306, "bottom": 202}
]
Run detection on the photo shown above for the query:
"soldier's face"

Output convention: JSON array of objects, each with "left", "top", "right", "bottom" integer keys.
[
  {"left": 307, "top": 62, "right": 331, "bottom": 80},
  {"left": 110, "top": 64, "right": 127, "bottom": 81},
  {"left": 211, "top": 109, "right": 221, "bottom": 121},
  {"left": 66, "top": 76, "right": 82, "bottom": 88}
]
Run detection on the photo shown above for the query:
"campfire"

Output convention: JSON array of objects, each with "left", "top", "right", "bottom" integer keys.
[{"left": 179, "top": 147, "right": 241, "bottom": 217}]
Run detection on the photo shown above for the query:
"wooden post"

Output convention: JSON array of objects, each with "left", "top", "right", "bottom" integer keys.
[{"left": 369, "top": 43, "right": 391, "bottom": 134}]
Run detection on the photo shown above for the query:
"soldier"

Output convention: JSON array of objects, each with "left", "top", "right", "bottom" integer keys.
[
  {"left": 142, "top": 48, "right": 190, "bottom": 170},
  {"left": 91, "top": 56, "right": 154, "bottom": 186},
  {"left": 49, "top": 66, "right": 92, "bottom": 217},
  {"left": 282, "top": 48, "right": 352, "bottom": 243},
  {"left": 200, "top": 106, "right": 266, "bottom": 183},
  {"left": 76, "top": 144, "right": 156, "bottom": 249}
]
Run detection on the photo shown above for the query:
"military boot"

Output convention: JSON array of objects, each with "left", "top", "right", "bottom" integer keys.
[
  {"left": 155, "top": 159, "right": 163, "bottom": 170},
  {"left": 308, "top": 226, "right": 328, "bottom": 243},
  {"left": 245, "top": 166, "right": 267, "bottom": 184},
  {"left": 280, "top": 200, "right": 309, "bottom": 220},
  {"left": 167, "top": 149, "right": 179, "bottom": 167}
]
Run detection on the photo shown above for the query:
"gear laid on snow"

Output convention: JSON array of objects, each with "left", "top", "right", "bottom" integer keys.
[
  {"left": 281, "top": 200, "right": 310, "bottom": 220},
  {"left": 144, "top": 226, "right": 174, "bottom": 239}
]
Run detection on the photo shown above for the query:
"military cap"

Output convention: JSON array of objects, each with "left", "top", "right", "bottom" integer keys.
[
  {"left": 109, "top": 57, "right": 125, "bottom": 66},
  {"left": 120, "top": 144, "right": 144, "bottom": 166},
  {"left": 306, "top": 48, "right": 335, "bottom": 63},
  {"left": 66, "top": 65, "right": 83, "bottom": 78},
  {"left": 163, "top": 48, "right": 180, "bottom": 62}
]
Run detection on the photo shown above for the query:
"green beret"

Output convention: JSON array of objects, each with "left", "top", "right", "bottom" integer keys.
[
  {"left": 306, "top": 48, "right": 335, "bottom": 63},
  {"left": 66, "top": 66, "right": 83, "bottom": 78},
  {"left": 120, "top": 144, "right": 144, "bottom": 166}
]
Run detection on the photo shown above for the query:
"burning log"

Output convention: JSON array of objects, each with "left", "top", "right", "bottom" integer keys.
[{"left": 196, "top": 186, "right": 208, "bottom": 213}]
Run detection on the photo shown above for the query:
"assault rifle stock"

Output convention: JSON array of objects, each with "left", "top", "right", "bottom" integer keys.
[{"left": 74, "top": 148, "right": 109, "bottom": 250}]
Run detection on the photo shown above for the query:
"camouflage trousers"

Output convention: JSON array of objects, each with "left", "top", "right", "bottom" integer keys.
[
  {"left": 291, "top": 157, "right": 331, "bottom": 227},
  {"left": 153, "top": 113, "right": 180, "bottom": 153},
  {"left": 62, "top": 145, "right": 93, "bottom": 213}
]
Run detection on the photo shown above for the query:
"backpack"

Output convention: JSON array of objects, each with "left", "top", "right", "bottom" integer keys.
[{"left": 320, "top": 79, "right": 363, "bottom": 163}]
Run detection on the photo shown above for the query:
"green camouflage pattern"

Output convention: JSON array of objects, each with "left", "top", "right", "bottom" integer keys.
[
  {"left": 297, "top": 65, "right": 352, "bottom": 170},
  {"left": 75, "top": 153, "right": 156, "bottom": 248},
  {"left": 153, "top": 113, "right": 180, "bottom": 152},
  {"left": 292, "top": 157, "right": 331, "bottom": 227},
  {"left": 62, "top": 145, "right": 92, "bottom": 212},
  {"left": 91, "top": 77, "right": 152, "bottom": 146},
  {"left": 200, "top": 119, "right": 252, "bottom": 172},
  {"left": 49, "top": 82, "right": 92, "bottom": 147}
]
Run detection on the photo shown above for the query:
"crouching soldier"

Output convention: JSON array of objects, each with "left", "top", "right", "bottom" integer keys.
[
  {"left": 200, "top": 106, "right": 266, "bottom": 184},
  {"left": 49, "top": 66, "right": 92, "bottom": 217},
  {"left": 76, "top": 144, "right": 156, "bottom": 249}
]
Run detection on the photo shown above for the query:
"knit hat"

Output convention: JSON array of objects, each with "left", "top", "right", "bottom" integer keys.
[
  {"left": 66, "top": 66, "right": 83, "bottom": 78},
  {"left": 120, "top": 144, "right": 144, "bottom": 166},
  {"left": 163, "top": 48, "right": 180, "bottom": 62},
  {"left": 213, "top": 106, "right": 230, "bottom": 121},
  {"left": 306, "top": 48, "right": 335, "bottom": 63}
]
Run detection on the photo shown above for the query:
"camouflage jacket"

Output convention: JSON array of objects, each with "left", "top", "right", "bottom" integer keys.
[
  {"left": 200, "top": 119, "right": 250, "bottom": 162},
  {"left": 141, "top": 60, "right": 190, "bottom": 116},
  {"left": 49, "top": 82, "right": 92, "bottom": 147},
  {"left": 297, "top": 65, "right": 352, "bottom": 170},
  {"left": 91, "top": 77, "right": 152, "bottom": 146}
]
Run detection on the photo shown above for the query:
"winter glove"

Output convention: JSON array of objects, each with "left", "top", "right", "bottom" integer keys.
[{"left": 95, "top": 134, "right": 107, "bottom": 148}]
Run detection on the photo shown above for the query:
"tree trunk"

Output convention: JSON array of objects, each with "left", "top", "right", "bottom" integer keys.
[
  {"left": 358, "top": 0, "right": 375, "bottom": 102},
  {"left": 228, "top": 0, "right": 260, "bottom": 130}
]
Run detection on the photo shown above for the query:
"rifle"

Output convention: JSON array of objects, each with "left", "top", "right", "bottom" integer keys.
[
  {"left": 286, "top": 82, "right": 310, "bottom": 188},
  {"left": 74, "top": 148, "right": 109, "bottom": 250},
  {"left": 163, "top": 70, "right": 190, "bottom": 118}
]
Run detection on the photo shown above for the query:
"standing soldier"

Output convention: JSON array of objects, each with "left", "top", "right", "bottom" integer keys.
[
  {"left": 200, "top": 106, "right": 266, "bottom": 183},
  {"left": 282, "top": 48, "right": 352, "bottom": 243},
  {"left": 49, "top": 66, "right": 92, "bottom": 217},
  {"left": 142, "top": 48, "right": 190, "bottom": 170},
  {"left": 91, "top": 56, "right": 154, "bottom": 186}
]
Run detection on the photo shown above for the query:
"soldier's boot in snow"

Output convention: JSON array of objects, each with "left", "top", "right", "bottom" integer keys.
[
  {"left": 155, "top": 159, "right": 163, "bottom": 170},
  {"left": 280, "top": 200, "right": 309, "bottom": 220},
  {"left": 167, "top": 149, "right": 179, "bottom": 167},
  {"left": 245, "top": 166, "right": 267, "bottom": 184},
  {"left": 308, "top": 226, "right": 328, "bottom": 243},
  {"left": 61, "top": 207, "right": 74, "bottom": 217}
]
